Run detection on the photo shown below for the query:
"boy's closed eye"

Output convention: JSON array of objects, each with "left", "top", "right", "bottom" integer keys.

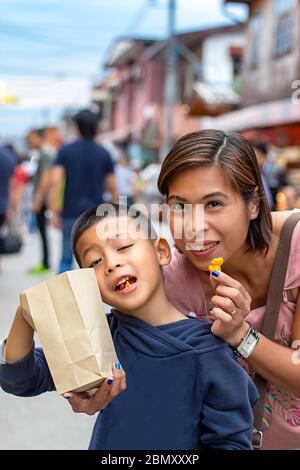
[
  {"left": 88, "top": 244, "right": 134, "bottom": 268},
  {"left": 117, "top": 243, "right": 134, "bottom": 251}
]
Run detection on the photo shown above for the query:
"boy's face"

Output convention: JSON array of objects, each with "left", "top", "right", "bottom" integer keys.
[{"left": 76, "top": 216, "right": 171, "bottom": 314}]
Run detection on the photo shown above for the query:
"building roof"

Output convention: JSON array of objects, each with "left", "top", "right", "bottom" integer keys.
[
  {"left": 104, "top": 37, "right": 158, "bottom": 68},
  {"left": 176, "top": 23, "right": 243, "bottom": 45},
  {"left": 224, "top": 1, "right": 251, "bottom": 3},
  {"left": 104, "top": 23, "right": 243, "bottom": 68}
]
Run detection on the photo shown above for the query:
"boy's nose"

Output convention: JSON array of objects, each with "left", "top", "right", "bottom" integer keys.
[{"left": 106, "top": 263, "right": 121, "bottom": 275}]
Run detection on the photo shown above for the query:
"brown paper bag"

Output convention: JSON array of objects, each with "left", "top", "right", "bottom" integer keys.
[{"left": 20, "top": 268, "right": 117, "bottom": 395}]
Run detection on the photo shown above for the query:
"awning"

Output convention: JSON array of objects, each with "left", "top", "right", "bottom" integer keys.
[
  {"left": 92, "top": 88, "right": 111, "bottom": 102},
  {"left": 193, "top": 81, "right": 240, "bottom": 106},
  {"left": 200, "top": 98, "right": 300, "bottom": 131}
]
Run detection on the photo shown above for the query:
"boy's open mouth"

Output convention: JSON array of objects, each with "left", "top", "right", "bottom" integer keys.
[{"left": 114, "top": 276, "right": 137, "bottom": 291}]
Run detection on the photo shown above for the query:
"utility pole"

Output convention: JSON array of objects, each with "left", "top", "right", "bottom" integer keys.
[{"left": 161, "top": 0, "right": 176, "bottom": 160}]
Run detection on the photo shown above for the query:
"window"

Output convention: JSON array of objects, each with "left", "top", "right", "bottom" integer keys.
[
  {"left": 276, "top": 0, "right": 296, "bottom": 15},
  {"left": 274, "top": 0, "right": 296, "bottom": 56},
  {"left": 249, "top": 12, "right": 262, "bottom": 68}
]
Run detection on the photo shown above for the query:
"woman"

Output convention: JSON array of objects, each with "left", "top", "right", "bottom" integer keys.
[{"left": 158, "top": 129, "right": 300, "bottom": 450}]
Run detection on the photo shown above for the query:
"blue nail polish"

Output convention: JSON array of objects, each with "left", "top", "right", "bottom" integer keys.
[
  {"left": 211, "top": 270, "right": 220, "bottom": 278},
  {"left": 107, "top": 379, "right": 113, "bottom": 385},
  {"left": 115, "top": 362, "right": 121, "bottom": 370}
]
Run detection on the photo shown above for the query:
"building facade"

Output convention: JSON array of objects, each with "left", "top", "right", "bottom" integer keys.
[{"left": 93, "top": 25, "right": 243, "bottom": 165}]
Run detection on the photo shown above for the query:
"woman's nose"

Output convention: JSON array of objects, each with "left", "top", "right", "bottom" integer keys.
[{"left": 184, "top": 205, "right": 206, "bottom": 239}]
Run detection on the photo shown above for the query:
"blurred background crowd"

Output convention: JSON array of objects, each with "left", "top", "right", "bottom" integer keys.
[{"left": 0, "top": 109, "right": 165, "bottom": 274}]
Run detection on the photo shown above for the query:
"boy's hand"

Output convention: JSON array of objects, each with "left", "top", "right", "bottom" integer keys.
[
  {"left": 209, "top": 271, "right": 251, "bottom": 346},
  {"left": 63, "top": 362, "right": 126, "bottom": 415}
]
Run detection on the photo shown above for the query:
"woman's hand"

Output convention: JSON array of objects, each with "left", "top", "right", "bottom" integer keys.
[
  {"left": 209, "top": 271, "right": 251, "bottom": 346},
  {"left": 63, "top": 362, "right": 126, "bottom": 415}
]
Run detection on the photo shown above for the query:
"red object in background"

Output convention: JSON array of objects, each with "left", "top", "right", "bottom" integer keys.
[
  {"left": 242, "top": 130, "right": 271, "bottom": 143},
  {"left": 242, "top": 124, "right": 300, "bottom": 147},
  {"left": 13, "top": 165, "right": 29, "bottom": 185}
]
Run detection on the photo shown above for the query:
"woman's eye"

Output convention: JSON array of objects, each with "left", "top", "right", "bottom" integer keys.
[
  {"left": 207, "top": 200, "right": 222, "bottom": 209},
  {"left": 117, "top": 244, "right": 133, "bottom": 252},
  {"left": 169, "top": 202, "right": 185, "bottom": 212},
  {"left": 89, "top": 258, "right": 102, "bottom": 268}
]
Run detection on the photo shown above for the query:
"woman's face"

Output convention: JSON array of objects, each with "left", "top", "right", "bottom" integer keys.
[{"left": 166, "top": 165, "right": 258, "bottom": 272}]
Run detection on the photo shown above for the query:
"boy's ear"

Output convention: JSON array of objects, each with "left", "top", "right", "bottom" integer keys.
[{"left": 154, "top": 237, "right": 171, "bottom": 267}]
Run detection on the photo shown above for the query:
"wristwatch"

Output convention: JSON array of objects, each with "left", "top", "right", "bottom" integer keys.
[{"left": 233, "top": 323, "right": 260, "bottom": 359}]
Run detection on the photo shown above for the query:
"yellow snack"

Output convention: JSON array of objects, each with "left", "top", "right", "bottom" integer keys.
[{"left": 208, "top": 257, "right": 223, "bottom": 273}]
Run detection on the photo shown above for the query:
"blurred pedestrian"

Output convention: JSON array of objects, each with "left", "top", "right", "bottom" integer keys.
[
  {"left": 276, "top": 185, "right": 300, "bottom": 211},
  {"left": 252, "top": 141, "right": 274, "bottom": 209},
  {"left": 252, "top": 141, "right": 289, "bottom": 208},
  {"left": 0, "top": 145, "right": 16, "bottom": 229},
  {"left": 115, "top": 149, "right": 136, "bottom": 207},
  {"left": 9, "top": 154, "right": 30, "bottom": 231},
  {"left": 49, "top": 109, "right": 117, "bottom": 273},
  {"left": 137, "top": 159, "right": 163, "bottom": 220},
  {"left": 138, "top": 160, "right": 162, "bottom": 205},
  {"left": 27, "top": 128, "right": 57, "bottom": 275},
  {"left": 0, "top": 145, "right": 16, "bottom": 269}
]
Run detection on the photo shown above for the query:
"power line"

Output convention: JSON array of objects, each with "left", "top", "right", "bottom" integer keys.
[{"left": 0, "top": 20, "right": 105, "bottom": 51}]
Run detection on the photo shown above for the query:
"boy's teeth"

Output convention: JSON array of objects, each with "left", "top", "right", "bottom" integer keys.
[
  {"left": 116, "top": 276, "right": 130, "bottom": 287},
  {"left": 115, "top": 276, "right": 137, "bottom": 290}
]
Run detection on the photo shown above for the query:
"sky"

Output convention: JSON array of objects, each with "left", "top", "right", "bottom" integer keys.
[{"left": 0, "top": 0, "right": 246, "bottom": 142}]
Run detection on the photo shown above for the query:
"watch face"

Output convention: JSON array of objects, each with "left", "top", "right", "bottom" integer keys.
[{"left": 245, "top": 335, "right": 254, "bottom": 349}]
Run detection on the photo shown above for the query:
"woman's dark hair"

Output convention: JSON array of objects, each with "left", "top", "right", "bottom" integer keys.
[
  {"left": 157, "top": 129, "right": 272, "bottom": 253},
  {"left": 72, "top": 204, "right": 157, "bottom": 267}
]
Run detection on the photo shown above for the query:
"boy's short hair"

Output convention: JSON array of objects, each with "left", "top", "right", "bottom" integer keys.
[{"left": 72, "top": 204, "right": 158, "bottom": 267}]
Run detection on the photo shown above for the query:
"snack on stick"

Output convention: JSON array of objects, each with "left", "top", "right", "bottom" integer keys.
[{"left": 208, "top": 257, "right": 223, "bottom": 273}]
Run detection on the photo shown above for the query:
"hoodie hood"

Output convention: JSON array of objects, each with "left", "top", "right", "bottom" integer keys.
[{"left": 109, "top": 309, "right": 225, "bottom": 358}]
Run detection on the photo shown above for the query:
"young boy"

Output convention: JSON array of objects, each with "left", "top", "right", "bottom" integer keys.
[{"left": 0, "top": 205, "right": 258, "bottom": 450}]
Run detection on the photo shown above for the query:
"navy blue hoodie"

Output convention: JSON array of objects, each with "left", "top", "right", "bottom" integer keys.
[{"left": 0, "top": 310, "right": 258, "bottom": 450}]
